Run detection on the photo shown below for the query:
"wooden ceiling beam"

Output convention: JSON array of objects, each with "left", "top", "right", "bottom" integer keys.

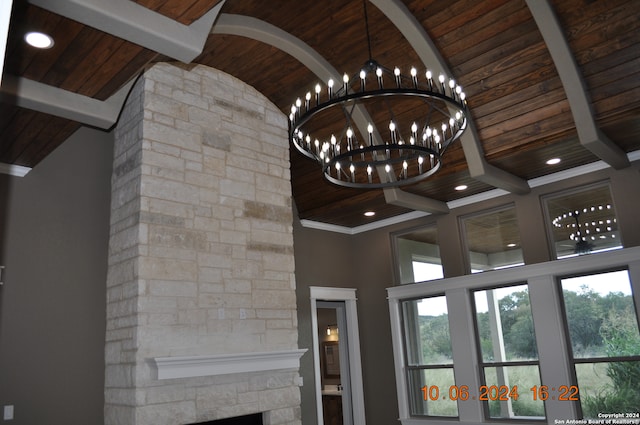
[
  {"left": 526, "top": 0, "right": 630, "bottom": 170},
  {"left": 26, "top": 0, "right": 223, "bottom": 63}
]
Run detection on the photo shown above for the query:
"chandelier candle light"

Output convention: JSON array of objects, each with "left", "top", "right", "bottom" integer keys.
[
  {"left": 288, "top": 1, "right": 469, "bottom": 189},
  {"left": 552, "top": 204, "right": 618, "bottom": 254}
]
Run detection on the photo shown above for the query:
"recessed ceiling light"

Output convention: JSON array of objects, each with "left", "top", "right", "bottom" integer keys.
[
  {"left": 25, "top": 31, "right": 54, "bottom": 49},
  {"left": 546, "top": 158, "right": 561, "bottom": 165},
  {"left": 455, "top": 185, "right": 468, "bottom": 191},
  {"left": 507, "top": 243, "right": 517, "bottom": 248},
  {"left": 364, "top": 211, "right": 375, "bottom": 217}
]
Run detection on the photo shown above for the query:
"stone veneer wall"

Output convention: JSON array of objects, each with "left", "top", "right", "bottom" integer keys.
[{"left": 105, "top": 63, "right": 300, "bottom": 425}]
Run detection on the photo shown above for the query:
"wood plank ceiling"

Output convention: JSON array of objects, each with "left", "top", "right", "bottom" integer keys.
[{"left": 1, "top": 0, "right": 639, "bottom": 232}]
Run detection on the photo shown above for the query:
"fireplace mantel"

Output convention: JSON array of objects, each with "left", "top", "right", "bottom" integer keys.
[{"left": 153, "top": 349, "right": 307, "bottom": 380}]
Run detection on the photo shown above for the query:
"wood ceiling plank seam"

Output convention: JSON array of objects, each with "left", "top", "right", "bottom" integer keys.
[
  {"left": 480, "top": 99, "right": 572, "bottom": 140},
  {"left": 93, "top": 48, "right": 158, "bottom": 101},
  {"left": 526, "top": 0, "right": 629, "bottom": 170},
  {"left": 40, "top": 26, "right": 104, "bottom": 90},
  {"left": 10, "top": 113, "right": 63, "bottom": 165},
  {"left": 27, "top": 0, "right": 223, "bottom": 63},
  {"left": 561, "top": 1, "right": 639, "bottom": 45},
  {"left": 565, "top": 18, "right": 640, "bottom": 69},
  {"left": 464, "top": 58, "right": 559, "bottom": 107},
  {"left": 462, "top": 42, "right": 551, "bottom": 96},
  {"left": 494, "top": 108, "right": 579, "bottom": 144},
  {"left": 579, "top": 38, "right": 640, "bottom": 78},
  {"left": 586, "top": 58, "right": 640, "bottom": 96},
  {"left": 471, "top": 76, "right": 564, "bottom": 119},
  {"left": 156, "top": 1, "right": 200, "bottom": 23},
  {"left": 182, "top": 1, "right": 226, "bottom": 26},
  {"left": 26, "top": 119, "right": 80, "bottom": 166},
  {"left": 61, "top": 34, "right": 127, "bottom": 97},
  {"left": 592, "top": 86, "right": 640, "bottom": 120},
  {"left": 0, "top": 105, "right": 19, "bottom": 135},
  {"left": 0, "top": 109, "right": 39, "bottom": 163},
  {"left": 435, "top": 1, "right": 531, "bottom": 58},
  {"left": 439, "top": 9, "right": 537, "bottom": 69},
  {"left": 481, "top": 113, "right": 578, "bottom": 156},
  {"left": 451, "top": 28, "right": 547, "bottom": 80},
  {"left": 475, "top": 88, "right": 567, "bottom": 130},
  {"left": 133, "top": 0, "right": 166, "bottom": 13},
  {"left": 550, "top": 0, "right": 630, "bottom": 26},
  {"left": 418, "top": 0, "right": 512, "bottom": 39}
]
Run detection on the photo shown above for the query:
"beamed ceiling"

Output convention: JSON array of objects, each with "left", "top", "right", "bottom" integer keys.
[{"left": 1, "top": 0, "right": 639, "bottom": 230}]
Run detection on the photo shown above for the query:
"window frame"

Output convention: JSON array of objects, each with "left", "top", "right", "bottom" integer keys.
[
  {"left": 459, "top": 203, "right": 524, "bottom": 274},
  {"left": 391, "top": 223, "right": 442, "bottom": 285},
  {"left": 470, "top": 282, "right": 545, "bottom": 421},
  {"left": 400, "top": 294, "right": 458, "bottom": 418},
  {"left": 387, "top": 246, "right": 640, "bottom": 425},
  {"left": 541, "top": 181, "right": 623, "bottom": 260},
  {"left": 556, "top": 268, "right": 640, "bottom": 418}
]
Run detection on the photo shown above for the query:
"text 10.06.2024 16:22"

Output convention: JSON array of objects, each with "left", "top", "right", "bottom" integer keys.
[{"left": 421, "top": 385, "right": 580, "bottom": 401}]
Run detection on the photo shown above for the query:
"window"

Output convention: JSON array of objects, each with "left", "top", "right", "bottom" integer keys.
[
  {"left": 393, "top": 226, "right": 443, "bottom": 284},
  {"left": 543, "top": 183, "right": 622, "bottom": 259},
  {"left": 559, "top": 270, "right": 640, "bottom": 417},
  {"left": 402, "top": 295, "right": 457, "bottom": 417},
  {"left": 473, "top": 284, "right": 545, "bottom": 419},
  {"left": 461, "top": 205, "right": 523, "bottom": 273}
]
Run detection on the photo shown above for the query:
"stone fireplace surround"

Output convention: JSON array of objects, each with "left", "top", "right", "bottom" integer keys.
[{"left": 105, "top": 62, "right": 303, "bottom": 425}]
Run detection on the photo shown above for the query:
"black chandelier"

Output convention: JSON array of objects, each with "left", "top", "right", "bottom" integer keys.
[
  {"left": 552, "top": 203, "right": 618, "bottom": 255},
  {"left": 288, "top": 1, "right": 470, "bottom": 189}
]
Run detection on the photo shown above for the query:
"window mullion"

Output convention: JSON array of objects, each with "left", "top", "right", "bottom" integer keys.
[
  {"left": 445, "top": 287, "right": 484, "bottom": 422},
  {"left": 528, "top": 275, "right": 579, "bottom": 419},
  {"left": 628, "top": 260, "right": 640, "bottom": 327}
]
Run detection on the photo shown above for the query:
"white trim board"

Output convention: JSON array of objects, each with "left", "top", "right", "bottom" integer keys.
[{"left": 301, "top": 150, "right": 640, "bottom": 235}]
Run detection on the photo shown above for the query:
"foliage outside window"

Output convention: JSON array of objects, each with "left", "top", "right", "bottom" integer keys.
[
  {"left": 559, "top": 270, "right": 640, "bottom": 416},
  {"left": 402, "top": 295, "right": 457, "bottom": 417},
  {"left": 394, "top": 226, "right": 443, "bottom": 284},
  {"left": 544, "top": 183, "right": 622, "bottom": 259},
  {"left": 473, "top": 284, "right": 545, "bottom": 419},
  {"left": 461, "top": 205, "right": 524, "bottom": 273}
]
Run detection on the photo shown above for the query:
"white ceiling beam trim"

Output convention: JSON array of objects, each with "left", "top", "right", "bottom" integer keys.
[
  {"left": 213, "top": 14, "right": 450, "bottom": 215},
  {"left": 0, "top": 75, "right": 136, "bottom": 129},
  {"left": 26, "top": 0, "right": 224, "bottom": 63},
  {"left": 526, "top": 0, "right": 630, "bottom": 170},
  {"left": 371, "top": 0, "right": 530, "bottom": 195},
  {"left": 306, "top": 149, "right": 640, "bottom": 234},
  {"left": 0, "top": 162, "right": 31, "bottom": 177},
  {"left": 213, "top": 14, "right": 338, "bottom": 86}
]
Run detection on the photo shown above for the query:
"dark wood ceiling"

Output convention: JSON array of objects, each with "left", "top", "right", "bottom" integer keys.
[{"left": 1, "top": 0, "right": 639, "bottom": 229}]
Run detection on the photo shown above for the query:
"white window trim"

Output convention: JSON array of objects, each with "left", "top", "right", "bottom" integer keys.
[
  {"left": 310, "top": 287, "right": 366, "bottom": 425},
  {"left": 387, "top": 245, "right": 640, "bottom": 425}
]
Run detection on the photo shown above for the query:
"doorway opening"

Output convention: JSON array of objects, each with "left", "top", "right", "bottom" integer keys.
[{"left": 310, "top": 287, "right": 365, "bottom": 425}]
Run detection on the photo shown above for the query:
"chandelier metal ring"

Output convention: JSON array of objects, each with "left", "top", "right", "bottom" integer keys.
[
  {"left": 287, "top": 0, "right": 470, "bottom": 189},
  {"left": 289, "top": 67, "right": 469, "bottom": 188}
]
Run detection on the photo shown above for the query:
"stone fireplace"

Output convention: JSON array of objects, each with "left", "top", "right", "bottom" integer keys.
[{"left": 105, "top": 62, "right": 303, "bottom": 425}]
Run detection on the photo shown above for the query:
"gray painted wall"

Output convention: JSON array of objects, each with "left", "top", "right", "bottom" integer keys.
[
  {"left": 0, "top": 119, "right": 638, "bottom": 425},
  {"left": 0, "top": 127, "right": 113, "bottom": 425},
  {"left": 293, "top": 160, "right": 640, "bottom": 425}
]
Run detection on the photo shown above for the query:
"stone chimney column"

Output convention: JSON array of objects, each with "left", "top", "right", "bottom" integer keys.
[{"left": 105, "top": 63, "right": 300, "bottom": 425}]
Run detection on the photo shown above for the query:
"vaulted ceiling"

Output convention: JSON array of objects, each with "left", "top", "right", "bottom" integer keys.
[{"left": 1, "top": 0, "right": 639, "bottom": 229}]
